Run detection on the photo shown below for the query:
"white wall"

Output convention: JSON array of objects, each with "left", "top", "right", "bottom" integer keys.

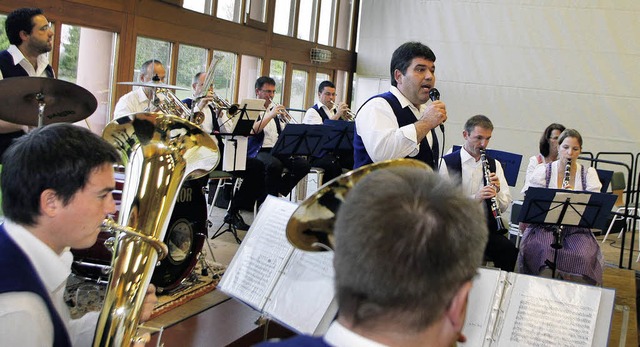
[{"left": 355, "top": 0, "right": 640, "bottom": 198}]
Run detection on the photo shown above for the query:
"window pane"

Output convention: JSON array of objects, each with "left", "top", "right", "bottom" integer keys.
[
  {"left": 335, "top": 70, "right": 349, "bottom": 105},
  {"left": 134, "top": 37, "right": 171, "bottom": 82},
  {"left": 269, "top": 60, "right": 285, "bottom": 104},
  {"left": 212, "top": 50, "right": 237, "bottom": 102},
  {"left": 0, "top": 15, "right": 8, "bottom": 51},
  {"left": 317, "top": 0, "right": 335, "bottom": 45},
  {"left": 335, "top": 0, "right": 354, "bottom": 49},
  {"left": 314, "top": 72, "right": 330, "bottom": 104},
  {"left": 297, "top": 0, "right": 316, "bottom": 41},
  {"left": 290, "top": 69, "right": 308, "bottom": 121},
  {"left": 237, "top": 55, "right": 262, "bottom": 102},
  {"left": 274, "top": 0, "right": 295, "bottom": 36},
  {"left": 183, "top": 0, "right": 213, "bottom": 14},
  {"left": 58, "top": 24, "right": 117, "bottom": 134},
  {"left": 175, "top": 44, "right": 208, "bottom": 100},
  {"left": 247, "top": 0, "right": 267, "bottom": 23},
  {"left": 217, "top": 0, "right": 242, "bottom": 23}
]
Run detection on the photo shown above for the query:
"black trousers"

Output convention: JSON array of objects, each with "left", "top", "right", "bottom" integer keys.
[
  {"left": 309, "top": 150, "right": 354, "bottom": 184},
  {"left": 228, "top": 157, "right": 266, "bottom": 214},
  {"left": 485, "top": 232, "right": 518, "bottom": 272},
  {"left": 256, "top": 150, "right": 311, "bottom": 197}
]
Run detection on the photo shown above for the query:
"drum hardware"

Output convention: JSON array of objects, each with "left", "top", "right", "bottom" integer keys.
[
  {"left": 0, "top": 76, "right": 97, "bottom": 127},
  {"left": 286, "top": 158, "right": 431, "bottom": 252},
  {"left": 117, "top": 81, "right": 190, "bottom": 90},
  {"left": 92, "top": 112, "right": 219, "bottom": 346}
]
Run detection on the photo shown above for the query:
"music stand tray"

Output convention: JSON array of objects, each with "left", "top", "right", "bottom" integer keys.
[
  {"left": 519, "top": 187, "right": 617, "bottom": 277},
  {"left": 317, "top": 120, "right": 354, "bottom": 157}
]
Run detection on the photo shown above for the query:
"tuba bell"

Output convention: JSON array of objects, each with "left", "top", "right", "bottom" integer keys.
[
  {"left": 286, "top": 158, "right": 431, "bottom": 251},
  {"left": 95, "top": 112, "right": 219, "bottom": 346}
]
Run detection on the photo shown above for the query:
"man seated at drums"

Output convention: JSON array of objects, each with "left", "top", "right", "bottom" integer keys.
[
  {"left": 302, "top": 80, "right": 354, "bottom": 183},
  {"left": 0, "top": 7, "right": 55, "bottom": 160},
  {"left": 439, "top": 115, "right": 518, "bottom": 272},
  {"left": 114, "top": 59, "right": 166, "bottom": 117},
  {"left": 259, "top": 166, "right": 488, "bottom": 346},
  {"left": 0, "top": 124, "right": 157, "bottom": 346},
  {"left": 184, "top": 72, "right": 265, "bottom": 230},
  {"left": 248, "top": 76, "right": 311, "bottom": 199}
]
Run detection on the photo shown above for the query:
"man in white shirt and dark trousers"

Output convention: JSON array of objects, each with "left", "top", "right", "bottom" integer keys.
[
  {"left": 0, "top": 7, "right": 55, "bottom": 160},
  {"left": 440, "top": 115, "right": 518, "bottom": 272},
  {"left": 184, "top": 71, "right": 265, "bottom": 230},
  {"left": 0, "top": 124, "right": 157, "bottom": 346},
  {"left": 302, "top": 80, "right": 354, "bottom": 183}
]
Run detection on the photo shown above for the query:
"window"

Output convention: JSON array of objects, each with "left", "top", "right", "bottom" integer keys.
[
  {"left": 183, "top": 0, "right": 214, "bottom": 15},
  {"left": 0, "top": 14, "right": 8, "bottom": 51},
  {"left": 134, "top": 37, "right": 172, "bottom": 82},
  {"left": 175, "top": 44, "right": 208, "bottom": 100},
  {"left": 246, "top": 0, "right": 267, "bottom": 25},
  {"left": 57, "top": 24, "right": 117, "bottom": 134},
  {"left": 290, "top": 68, "right": 308, "bottom": 115},
  {"left": 217, "top": 0, "right": 242, "bottom": 22},
  {"left": 317, "top": 0, "right": 336, "bottom": 46},
  {"left": 335, "top": 0, "right": 354, "bottom": 49},
  {"left": 297, "top": 0, "right": 316, "bottom": 41},
  {"left": 274, "top": 0, "right": 295, "bottom": 36},
  {"left": 212, "top": 50, "right": 238, "bottom": 102},
  {"left": 237, "top": 55, "right": 262, "bottom": 101},
  {"left": 269, "top": 60, "right": 286, "bottom": 104}
]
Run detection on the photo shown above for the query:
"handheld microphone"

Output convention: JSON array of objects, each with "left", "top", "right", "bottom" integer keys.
[{"left": 429, "top": 88, "right": 444, "bottom": 132}]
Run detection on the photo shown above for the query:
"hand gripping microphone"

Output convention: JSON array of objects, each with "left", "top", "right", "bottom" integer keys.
[{"left": 429, "top": 88, "right": 444, "bottom": 132}]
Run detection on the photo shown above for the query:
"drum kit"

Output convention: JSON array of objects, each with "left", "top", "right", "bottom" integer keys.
[{"left": 0, "top": 76, "right": 212, "bottom": 293}]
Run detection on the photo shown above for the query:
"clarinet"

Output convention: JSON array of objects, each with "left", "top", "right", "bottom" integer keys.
[
  {"left": 480, "top": 149, "right": 507, "bottom": 232},
  {"left": 562, "top": 158, "right": 572, "bottom": 189}
]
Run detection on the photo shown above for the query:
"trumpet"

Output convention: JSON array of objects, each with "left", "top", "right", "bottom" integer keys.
[
  {"left": 328, "top": 100, "right": 356, "bottom": 121},
  {"left": 152, "top": 88, "right": 205, "bottom": 125},
  {"left": 562, "top": 158, "right": 572, "bottom": 189},
  {"left": 480, "top": 149, "right": 507, "bottom": 233},
  {"left": 268, "top": 97, "right": 297, "bottom": 124}
]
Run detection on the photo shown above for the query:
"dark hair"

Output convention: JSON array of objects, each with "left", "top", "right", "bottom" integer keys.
[
  {"left": 464, "top": 114, "right": 493, "bottom": 134},
  {"left": 255, "top": 76, "right": 276, "bottom": 90},
  {"left": 557, "top": 128, "right": 583, "bottom": 148},
  {"left": 1, "top": 124, "right": 119, "bottom": 226},
  {"left": 5, "top": 8, "right": 44, "bottom": 46},
  {"left": 333, "top": 167, "right": 487, "bottom": 331},
  {"left": 318, "top": 80, "right": 335, "bottom": 93},
  {"left": 390, "top": 42, "right": 436, "bottom": 87},
  {"left": 539, "top": 123, "right": 566, "bottom": 157}
]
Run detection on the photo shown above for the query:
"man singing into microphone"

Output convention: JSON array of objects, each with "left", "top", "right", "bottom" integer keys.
[{"left": 353, "top": 41, "right": 447, "bottom": 169}]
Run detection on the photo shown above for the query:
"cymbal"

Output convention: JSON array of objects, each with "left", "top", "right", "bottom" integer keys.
[
  {"left": 117, "top": 81, "right": 189, "bottom": 91},
  {"left": 0, "top": 76, "right": 98, "bottom": 126}
]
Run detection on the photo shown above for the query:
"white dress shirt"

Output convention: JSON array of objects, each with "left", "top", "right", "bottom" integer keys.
[
  {"left": 323, "top": 321, "right": 388, "bottom": 347},
  {"left": 303, "top": 102, "right": 333, "bottom": 124},
  {"left": 113, "top": 88, "right": 151, "bottom": 117},
  {"left": 0, "top": 220, "right": 98, "bottom": 346},
  {"left": 523, "top": 161, "right": 602, "bottom": 192},
  {"left": 258, "top": 105, "right": 285, "bottom": 148},
  {"left": 355, "top": 86, "right": 433, "bottom": 163},
  {"left": 439, "top": 147, "right": 512, "bottom": 213}
]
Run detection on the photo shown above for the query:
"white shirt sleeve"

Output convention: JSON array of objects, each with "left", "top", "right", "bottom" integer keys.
[
  {"left": 302, "top": 107, "right": 323, "bottom": 124},
  {"left": 355, "top": 97, "right": 420, "bottom": 162},
  {"left": 68, "top": 311, "right": 100, "bottom": 346},
  {"left": 495, "top": 161, "right": 513, "bottom": 213},
  {"left": 0, "top": 292, "right": 54, "bottom": 346},
  {"left": 585, "top": 166, "right": 603, "bottom": 193}
]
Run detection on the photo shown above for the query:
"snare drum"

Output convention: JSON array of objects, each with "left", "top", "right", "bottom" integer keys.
[{"left": 71, "top": 171, "right": 207, "bottom": 292}]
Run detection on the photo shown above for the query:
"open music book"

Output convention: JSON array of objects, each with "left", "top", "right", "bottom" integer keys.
[
  {"left": 218, "top": 196, "right": 337, "bottom": 335},
  {"left": 461, "top": 268, "right": 616, "bottom": 347}
]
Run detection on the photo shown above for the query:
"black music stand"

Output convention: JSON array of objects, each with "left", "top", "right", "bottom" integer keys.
[
  {"left": 210, "top": 104, "right": 259, "bottom": 244},
  {"left": 316, "top": 120, "right": 354, "bottom": 158},
  {"left": 519, "top": 187, "right": 616, "bottom": 278},
  {"left": 270, "top": 124, "right": 325, "bottom": 158}
]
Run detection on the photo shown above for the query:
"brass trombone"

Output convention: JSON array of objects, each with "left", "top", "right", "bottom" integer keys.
[
  {"left": 328, "top": 100, "right": 356, "bottom": 121},
  {"left": 194, "top": 54, "right": 240, "bottom": 115}
]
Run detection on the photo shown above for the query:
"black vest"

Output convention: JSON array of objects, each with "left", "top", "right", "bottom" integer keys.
[
  {"left": 312, "top": 104, "right": 331, "bottom": 121},
  {"left": 353, "top": 92, "right": 438, "bottom": 169},
  {"left": 0, "top": 50, "right": 54, "bottom": 78},
  {"left": 443, "top": 150, "right": 503, "bottom": 234}
]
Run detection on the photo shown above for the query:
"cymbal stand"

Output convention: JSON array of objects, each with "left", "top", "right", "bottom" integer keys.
[{"left": 37, "top": 92, "right": 46, "bottom": 128}]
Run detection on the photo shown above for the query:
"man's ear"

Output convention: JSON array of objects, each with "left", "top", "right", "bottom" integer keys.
[
  {"left": 40, "top": 189, "right": 60, "bottom": 217},
  {"left": 18, "top": 30, "right": 30, "bottom": 42},
  {"left": 446, "top": 281, "right": 473, "bottom": 342},
  {"left": 393, "top": 69, "right": 404, "bottom": 86}
]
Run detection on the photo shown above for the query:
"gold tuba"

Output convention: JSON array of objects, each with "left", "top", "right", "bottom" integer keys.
[
  {"left": 95, "top": 112, "right": 219, "bottom": 346},
  {"left": 286, "top": 159, "right": 431, "bottom": 251}
]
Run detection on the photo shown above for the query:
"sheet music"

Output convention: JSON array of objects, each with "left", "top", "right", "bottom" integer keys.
[
  {"left": 222, "top": 136, "right": 247, "bottom": 171},
  {"left": 545, "top": 192, "right": 591, "bottom": 225},
  {"left": 461, "top": 268, "right": 505, "bottom": 346},
  {"left": 496, "top": 275, "right": 601, "bottom": 347},
  {"left": 218, "top": 196, "right": 298, "bottom": 310}
]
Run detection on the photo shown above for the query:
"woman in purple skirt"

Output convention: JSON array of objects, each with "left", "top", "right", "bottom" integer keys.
[{"left": 518, "top": 129, "right": 603, "bottom": 285}]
